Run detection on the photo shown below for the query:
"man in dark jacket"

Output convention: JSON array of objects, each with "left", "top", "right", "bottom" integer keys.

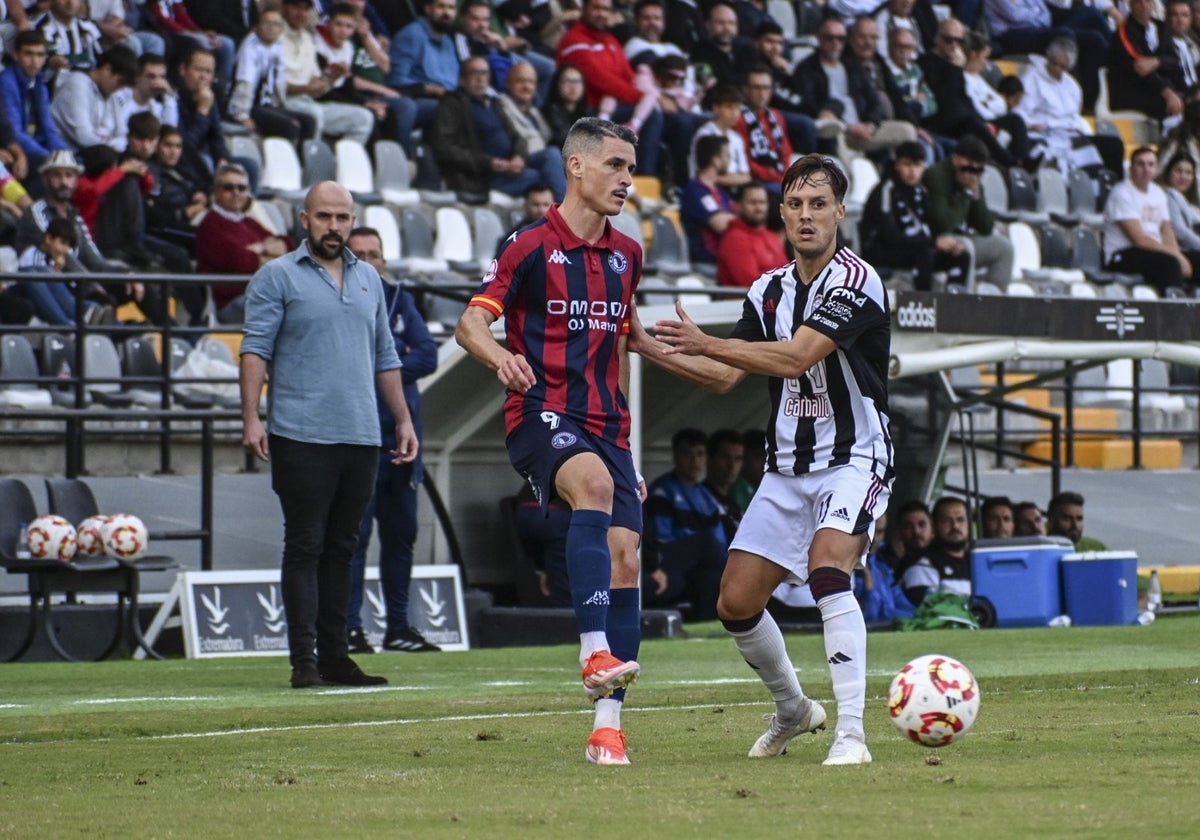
[
  {"left": 429, "top": 57, "right": 564, "bottom": 200},
  {"left": 860, "top": 140, "right": 970, "bottom": 289},
  {"left": 691, "top": 3, "right": 759, "bottom": 88},
  {"left": 1108, "top": 0, "right": 1185, "bottom": 120}
]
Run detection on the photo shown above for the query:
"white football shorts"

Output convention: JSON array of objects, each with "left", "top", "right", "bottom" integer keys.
[{"left": 730, "top": 459, "right": 891, "bottom": 585}]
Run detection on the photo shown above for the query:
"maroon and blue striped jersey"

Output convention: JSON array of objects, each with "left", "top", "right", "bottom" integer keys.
[{"left": 468, "top": 205, "right": 643, "bottom": 448}]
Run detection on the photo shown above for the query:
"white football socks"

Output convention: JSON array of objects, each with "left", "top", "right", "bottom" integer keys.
[
  {"left": 818, "top": 590, "right": 867, "bottom": 734},
  {"left": 727, "top": 610, "right": 805, "bottom": 718}
]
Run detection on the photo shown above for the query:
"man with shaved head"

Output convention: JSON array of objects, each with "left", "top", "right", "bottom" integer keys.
[{"left": 240, "top": 180, "right": 419, "bottom": 689}]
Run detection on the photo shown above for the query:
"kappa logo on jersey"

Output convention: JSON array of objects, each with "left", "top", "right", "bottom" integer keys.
[
  {"left": 483, "top": 259, "right": 498, "bottom": 284},
  {"left": 583, "top": 590, "right": 610, "bottom": 606},
  {"left": 608, "top": 250, "right": 628, "bottom": 274},
  {"left": 828, "top": 287, "right": 867, "bottom": 307},
  {"left": 551, "top": 431, "right": 578, "bottom": 449},
  {"left": 549, "top": 249, "right": 572, "bottom": 265}
]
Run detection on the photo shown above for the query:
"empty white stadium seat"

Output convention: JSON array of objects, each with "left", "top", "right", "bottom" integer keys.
[
  {"left": 432, "top": 207, "right": 477, "bottom": 272},
  {"left": 259, "top": 137, "right": 304, "bottom": 200},
  {"left": 335, "top": 139, "right": 381, "bottom": 203},
  {"left": 362, "top": 205, "right": 404, "bottom": 271}
]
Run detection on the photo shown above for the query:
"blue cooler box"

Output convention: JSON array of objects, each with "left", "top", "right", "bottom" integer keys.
[
  {"left": 1061, "top": 552, "right": 1139, "bottom": 626},
  {"left": 971, "top": 537, "right": 1073, "bottom": 627}
]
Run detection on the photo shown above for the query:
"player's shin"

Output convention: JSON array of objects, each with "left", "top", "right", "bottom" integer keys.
[
  {"left": 810, "top": 566, "right": 867, "bottom": 733},
  {"left": 567, "top": 509, "right": 614, "bottom": 661},
  {"left": 722, "top": 609, "right": 805, "bottom": 710}
]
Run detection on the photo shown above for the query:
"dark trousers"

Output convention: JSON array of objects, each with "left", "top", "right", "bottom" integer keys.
[
  {"left": 251, "top": 105, "right": 318, "bottom": 145},
  {"left": 269, "top": 435, "right": 379, "bottom": 667},
  {"left": 347, "top": 455, "right": 420, "bottom": 635},
  {"left": 1107, "top": 246, "right": 1200, "bottom": 292}
]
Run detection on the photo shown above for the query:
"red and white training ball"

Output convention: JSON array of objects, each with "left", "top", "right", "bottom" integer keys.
[
  {"left": 100, "top": 514, "right": 148, "bottom": 561},
  {"left": 26, "top": 515, "right": 78, "bottom": 562},
  {"left": 75, "top": 515, "right": 113, "bottom": 557},
  {"left": 888, "top": 654, "right": 981, "bottom": 747}
]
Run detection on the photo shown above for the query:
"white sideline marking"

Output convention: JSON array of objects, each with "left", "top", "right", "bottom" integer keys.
[
  {"left": 0, "top": 703, "right": 28, "bottom": 709},
  {"left": 75, "top": 696, "right": 218, "bottom": 705},
  {"left": 313, "top": 686, "right": 434, "bottom": 696},
  {"left": 482, "top": 681, "right": 530, "bottom": 687}
]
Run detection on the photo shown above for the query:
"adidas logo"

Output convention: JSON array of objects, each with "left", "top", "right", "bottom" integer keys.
[
  {"left": 828, "top": 651, "right": 853, "bottom": 665},
  {"left": 831, "top": 507, "right": 850, "bottom": 521},
  {"left": 583, "top": 590, "right": 610, "bottom": 606},
  {"left": 549, "top": 249, "right": 572, "bottom": 265}
]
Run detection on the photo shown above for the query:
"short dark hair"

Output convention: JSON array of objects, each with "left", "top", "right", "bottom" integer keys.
[
  {"left": 706, "top": 84, "right": 743, "bottom": 107},
  {"left": 98, "top": 44, "right": 138, "bottom": 86},
  {"left": 671, "top": 427, "right": 708, "bottom": 451},
  {"left": 981, "top": 495, "right": 1013, "bottom": 519},
  {"left": 328, "top": 1, "right": 358, "bottom": 18},
  {"left": 896, "top": 499, "right": 931, "bottom": 520},
  {"left": 44, "top": 216, "right": 78, "bottom": 249},
  {"left": 706, "top": 428, "right": 744, "bottom": 457},
  {"left": 79, "top": 143, "right": 119, "bottom": 178},
  {"left": 932, "top": 496, "right": 968, "bottom": 520},
  {"left": 563, "top": 117, "right": 638, "bottom": 161},
  {"left": 744, "top": 63, "right": 773, "bottom": 81},
  {"left": 894, "top": 140, "right": 925, "bottom": 164},
  {"left": 158, "top": 124, "right": 182, "bottom": 142},
  {"left": 137, "top": 53, "right": 167, "bottom": 74},
  {"left": 524, "top": 181, "right": 553, "bottom": 198},
  {"left": 180, "top": 43, "right": 214, "bottom": 70},
  {"left": 953, "top": 135, "right": 990, "bottom": 163},
  {"left": 996, "top": 75, "right": 1023, "bottom": 97},
  {"left": 739, "top": 181, "right": 769, "bottom": 201},
  {"left": 127, "top": 111, "right": 161, "bottom": 141},
  {"left": 14, "top": 29, "right": 47, "bottom": 51},
  {"left": 348, "top": 226, "right": 384, "bottom": 258},
  {"left": 1047, "top": 491, "right": 1085, "bottom": 515},
  {"left": 1130, "top": 145, "right": 1156, "bottom": 164},
  {"left": 755, "top": 21, "right": 784, "bottom": 38},
  {"left": 634, "top": 0, "right": 665, "bottom": 13},
  {"left": 1013, "top": 501, "right": 1042, "bottom": 518},
  {"left": 695, "top": 133, "right": 729, "bottom": 171},
  {"left": 781, "top": 154, "right": 849, "bottom": 203}
]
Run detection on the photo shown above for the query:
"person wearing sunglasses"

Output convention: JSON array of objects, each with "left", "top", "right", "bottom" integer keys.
[
  {"left": 920, "top": 134, "right": 1014, "bottom": 289},
  {"left": 195, "top": 162, "right": 295, "bottom": 323}
]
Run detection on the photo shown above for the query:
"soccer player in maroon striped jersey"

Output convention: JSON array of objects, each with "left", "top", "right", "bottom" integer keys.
[{"left": 455, "top": 118, "right": 647, "bottom": 766}]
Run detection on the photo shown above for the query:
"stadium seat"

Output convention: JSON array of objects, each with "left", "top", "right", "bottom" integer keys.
[
  {"left": 0, "top": 245, "right": 17, "bottom": 274},
  {"left": 1035, "top": 222, "right": 1072, "bottom": 269},
  {"left": 675, "top": 275, "right": 713, "bottom": 305},
  {"left": 300, "top": 139, "right": 336, "bottom": 187},
  {"left": 768, "top": 0, "right": 799, "bottom": 39},
  {"left": 1007, "top": 280, "right": 1037, "bottom": 296},
  {"left": 432, "top": 207, "right": 479, "bottom": 274},
  {"left": 1069, "top": 281, "right": 1098, "bottom": 298},
  {"left": 82, "top": 335, "right": 134, "bottom": 407},
  {"left": 1131, "top": 284, "right": 1160, "bottom": 300},
  {"left": 258, "top": 137, "right": 305, "bottom": 201},
  {"left": 412, "top": 145, "right": 458, "bottom": 206},
  {"left": 472, "top": 207, "right": 506, "bottom": 267},
  {"left": 397, "top": 207, "right": 450, "bottom": 273},
  {"left": 229, "top": 134, "right": 262, "bottom": 174},
  {"left": 974, "top": 281, "right": 1003, "bottom": 296},
  {"left": 334, "top": 139, "right": 382, "bottom": 204},
  {"left": 645, "top": 213, "right": 691, "bottom": 275},
  {"left": 120, "top": 335, "right": 167, "bottom": 407},
  {"left": 1066, "top": 168, "right": 1105, "bottom": 227},
  {"left": 257, "top": 199, "right": 290, "bottom": 237},
  {"left": 45, "top": 478, "right": 181, "bottom": 571},
  {"left": 362, "top": 204, "right": 404, "bottom": 270},
  {"left": 1007, "top": 221, "right": 1049, "bottom": 283},
  {"left": 981, "top": 164, "right": 1014, "bottom": 221},
  {"left": 0, "top": 334, "right": 52, "bottom": 409},
  {"left": 199, "top": 333, "right": 240, "bottom": 364},
  {"left": 610, "top": 207, "right": 645, "bottom": 252},
  {"left": 1071, "top": 227, "right": 1139, "bottom": 286},
  {"left": 845, "top": 156, "right": 879, "bottom": 215},
  {"left": 1007, "top": 168, "right": 1049, "bottom": 224},
  {"left": 631, "top": 174, "right": 664, "bottom": 215},
  {"left": 422, "top": 271, "right": 471, "bottom": 329},
  {"left": 373, "top": 140, "right": 421, "bottom": 207},
  {"left": 796, "top": 0, "right": 823, "bottom": 36},
  {"left": 1096, "top": 68, "right": 1160, "bottom": 145},
  {"left": 1038, "top": 167, "right": 1075, "bottom": 225},
  {"left": 1100, "top": 282, "right": 1128, "bottom": 299}
]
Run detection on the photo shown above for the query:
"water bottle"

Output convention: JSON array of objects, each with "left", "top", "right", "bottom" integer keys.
[
  {"left": 15, "top": 523, "right": 31, "bottom": 560},
  {"left": 1146, "top": 569, "right": 1163, "bottom": 614}
]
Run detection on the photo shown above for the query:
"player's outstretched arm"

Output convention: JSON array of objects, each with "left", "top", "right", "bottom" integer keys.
[
  {"left": 628, "top": 305, "right": 745, "bottom": 393},
  {"left": 655, "top": 301, "right": 836, "bottom": 380},
  {"left": 455, "top": 304, "right": 536, "bottom": 393}
]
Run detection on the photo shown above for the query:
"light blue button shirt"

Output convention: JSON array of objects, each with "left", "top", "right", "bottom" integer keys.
[{"left": 241, "top": 240, "right": 401, "bottom": 446}]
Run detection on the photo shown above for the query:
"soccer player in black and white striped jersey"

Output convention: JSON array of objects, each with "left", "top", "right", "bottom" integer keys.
[{"left": 632, "top": 154, "right": 892, "bottom": 766}]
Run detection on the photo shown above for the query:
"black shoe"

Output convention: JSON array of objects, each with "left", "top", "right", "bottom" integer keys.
[
  {"left": 382, "top": 627, "right": 441, "bottom": 652},
  {"left": 291, "top": 662, "right": 331, "bottom": 689},
  {"left": 318, "top": 657, "right": 388, "bottom": 686},
  {"left": 347, "top": 628, "right": 375, "bottom": 654}
]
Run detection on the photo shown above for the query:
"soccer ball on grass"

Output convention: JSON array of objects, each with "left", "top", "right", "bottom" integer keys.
[
  {"left": 888, "top": 654, "right": 980, "bottom": 747},
  {"left": 26, "top": 515, "right": 78, "bottom": 562},
  {"left": 101, "top": 514, "right": 148, "bottom": 561}
]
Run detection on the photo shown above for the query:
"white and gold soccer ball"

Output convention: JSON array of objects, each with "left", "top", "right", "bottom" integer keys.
[
  {"left": 75, "top": 515, "right": 113, "bottom": 557},
  {"left": 888, "top": 654, "right": 981, "bottom": 747},
  {"left": 26, "top": 515, "right": 78, "bottom": 562},
  {"left": 100, "top": 514, "right": 148, "bottom": 561}
]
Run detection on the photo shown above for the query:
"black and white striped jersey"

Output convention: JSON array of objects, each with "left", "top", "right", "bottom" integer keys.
[{"left": 729, "top": 247, "right": 892, "bottom": 478}]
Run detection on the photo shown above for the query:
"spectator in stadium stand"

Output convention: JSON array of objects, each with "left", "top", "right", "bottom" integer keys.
[
  {"left": 1103, "top": 145, "right": 1200, "bottom": 292},
  {"left": 496, "top": 61, "right": 559, "bottom": 165},
  {"left": 1167, "top": 0, "right": 1200, "bottom": 91},
  {"left": 196, "top": 162, "right": 295, "bottom": 323},
  {"left": 980, "top": 495, "right": 1015, "bottom": 539},
  {"left": 145, "top": 0, "right": 237, "bottom": 92},
  {"left": 962, "top": 30, "right": 1035, "bottom": 169},
  {"left": 841, "top": 15, "right": 926, "bottom": 159},
  {"left": 625, "top": 0, "right": 687, "bottom": 67},
  {"left": 982, "top": 0, "right": 1110, "bottom": 113},
  {"left": 1108, "top": 0, "right": 1186, "bottom": 121},
  {"left": 145, "top": 125, "right": 208, "bottom": 251},
  {"left": 681, "top": 134, "right": 736, "bottom": 267},
  {"left": 1016, "top": 36, "right": 1125, "bottom": 176},
  {"left": 642, "top": 427, "right": 731, "bottom": 621},
  {"left": 49, "top": 44, "right": 136, "bottom": 153},
  {"left": 513, "top": 480, "right": 573, "bottom": 607},
  {"left": 729, "top": 427, "right": 766, "bottom": 512},
  {"left": 860, "top": 140, "right": 971, "bottom": 289},
  {"left": 183, "top": 0, "right": 260, "bottom": 43},
  {"left": 34, "top": 0, "right": 103, "bottom": 74},
  {"left": 343, "top": 224, "right": 442, "bottom": 655},
  {"left": 753, "top": 21, "right": 819, "bottom": 156},
  {"left": 455, "top": 0, "right": 554, "bottom": 104},
  {"left": 1046, "top": 490, "right": 1107, "bottom": 551},
  {"left": 690, "top": 85, "right": 751, "bottom": 185},
  {"left": 314, "top": 0, "right": 391, "bottom": 39},
  {"left": 703, "top": 427, "right": 746, "bottom": 541},
  {"left": 429, "top": 57, "right": 567, "bottom": 201},
  {"left": 88, "top": 0, "right": 167, "bottom": 58},
  {"left": 0, "top": 1, "right": 32, "bottom": 58},
  {"left": 891, "top": 499, "right": 937, "bottom": 599},
  {"left": 111, "top": 53, "right": 181, "bottom": 153},
  {"left": 14, "top": 215, "right": 99, "bottom": 327},
  {"left": 692, "top": 3, "right": 759, "bottom": 89},
  {"left": 543, "top": 64, "right": 605, "bottom": 148},
  {"left": 664, "top": 0, "right": 706, "bottom": 56},
  {"left": 918, "top": 17, "right": 1020, "bottom": 167},
  {"left": 927, "top": 496, "right": 972, "bottom": 594},
  {"left": 1013, "top": 500, "right": 1045, "bottom": 536},
  {"left": 874, "top": 0, "right": 926, "bottom": 58},
  {"left": 387, "top": 0, "right": 461, "bottom": 133},
  {"left": 792, "top": 17, "right": 855, "bottom": 127},
  {"left": 920, "top": 134, "right": 1015, "bottom": 290},
  {"left": 498, "top": 181, "right": 554, "bottom": 248},
  {"left": 279, "top": 0, "right": 375, "bottom": 146},
  {"left": 885, "top": 25, "right": 938, "bottom": 131},
  {"left": 1159, "top": 152, "right": 1200, "bottom": 250},
  {"left": 0, "top": 30, "right": 68, "bottom": 178},
  {"left": 229, "top": 4, "right": 318, "bottom": 146},
  {"left": 736, "top": 66, "right": 793, "bottom": 192},
  {"left": 16, "top": 149, "right": 172, "bottom": 325},
  {"left": 556, "top": 0, "right": 666, "bottom": 176},
  {"left": 240, "top": 181, "right": 417, "bottom": 690},
  {"left": 715, "top": 181, "right": 787, "bottom": 286}
]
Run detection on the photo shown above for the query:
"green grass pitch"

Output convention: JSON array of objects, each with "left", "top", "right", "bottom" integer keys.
[{"left": 2, "top": 615, "right": 1197, "bottom": 839}]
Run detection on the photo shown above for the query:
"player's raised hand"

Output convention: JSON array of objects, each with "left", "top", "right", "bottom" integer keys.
[
  {"left": 497, "top": 353, "right": 537, "bottom": 393},
  {"left": 654, "top": 301, "right": 712, "bottom": 356}
]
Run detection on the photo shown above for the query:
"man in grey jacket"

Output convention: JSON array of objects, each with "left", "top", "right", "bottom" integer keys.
[{"left": 49, "top": 45, "right": 136, "bottom": 151}]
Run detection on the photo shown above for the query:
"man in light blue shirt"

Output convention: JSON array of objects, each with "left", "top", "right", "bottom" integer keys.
[
  {"left": 240, "top": 180, "right": 419, "bottom": 689},
  {"left": 387, "top": 0, "right": 460, "bottom": 131}
]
